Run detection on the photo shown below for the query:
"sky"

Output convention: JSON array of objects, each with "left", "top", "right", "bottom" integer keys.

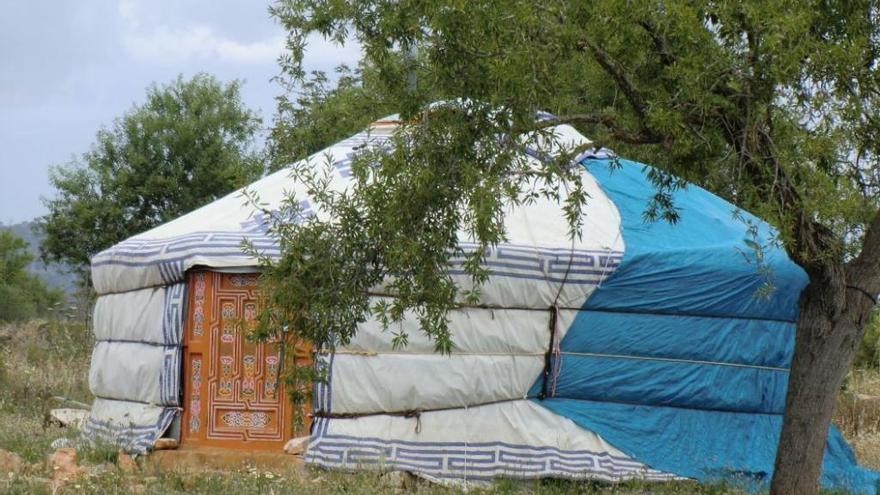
[{"left": 0, "top": 0, "right": 361, "bottom": 225}]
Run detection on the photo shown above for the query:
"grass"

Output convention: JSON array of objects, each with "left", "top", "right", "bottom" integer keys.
[
  {"left": 0, "top": 320, "right": 92, "bottom": 464},
  {"left": 1, "top": 318, "right": 879, "bottom": 493},
  {"left": 2, "top": 467, "right": 746, "bottom": 495}
]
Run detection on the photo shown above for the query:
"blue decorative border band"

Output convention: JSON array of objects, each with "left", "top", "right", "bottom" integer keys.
[
  {"left": 159, "top": 346, "right": 181, "bottom": 406},
  {"left": 162, "top": 282, "right": 186, "bottom": 345},
  {"left": 306, "top": 417, "right": 677, "bottom": 483},
  {"left": 82, "top": 406, "right": 177, "bottom": 455},
  {"left": 94, "top": 230, "right": 622, "bottom": 290}
]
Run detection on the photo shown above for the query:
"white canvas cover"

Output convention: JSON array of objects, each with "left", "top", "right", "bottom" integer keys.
[
  {"left": 327, "top": 299, "right": 588, "bottom": 415},
  {"left": 83, "top": 283, "right": 185, "bottom": 452}
]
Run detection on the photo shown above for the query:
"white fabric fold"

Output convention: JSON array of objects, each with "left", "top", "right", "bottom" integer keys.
[{"left": 307, "top": 399, "right": 679, "bottom": 483}]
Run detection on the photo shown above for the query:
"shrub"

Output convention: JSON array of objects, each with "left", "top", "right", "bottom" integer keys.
[
  {"left": 854, "top": 312, "right": 880, "bottom": 370},
  {"left": 0, "top": 231, "right": 64, "bottom": 323}
]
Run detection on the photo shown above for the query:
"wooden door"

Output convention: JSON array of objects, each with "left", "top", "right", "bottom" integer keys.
[{"left": 181, "top": 270, "right": 310, "bottom": 450}]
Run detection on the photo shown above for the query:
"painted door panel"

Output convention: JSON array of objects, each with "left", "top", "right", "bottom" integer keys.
[{"left": 181, "top": 270, "right": 309, "bottom": 450}]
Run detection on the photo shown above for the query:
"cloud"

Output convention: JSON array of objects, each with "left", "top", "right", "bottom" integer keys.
[
  {"left": 117, "top": 0, "right": 361, "bottom": 69},
  {"left": 117, "top": 0, "right": 360, "bottom": 68},
  {"left": 117, "top": 0, "right": 140, "bottom": 29},
  {"left": 0, "top": 0, "right": 364, "bottom": 223},
  {"left": 118, "top": 0, "right": 287, "bottom": 64},
  {"left": 122, "top": 25, "right": 284, "bottom": 64}
]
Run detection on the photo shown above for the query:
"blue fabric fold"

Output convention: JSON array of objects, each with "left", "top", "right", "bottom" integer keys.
[
  {"left": 529, "top": 354, "right": 788, "bottom": 414},
  {"left": 560, "top": 309, "right": 794, "bottom": 369}
]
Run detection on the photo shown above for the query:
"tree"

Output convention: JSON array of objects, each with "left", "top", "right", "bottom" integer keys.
[
  {"left": 269, "top": 64, "right": 393, "bottom": 171},
  {"left": 0, "top": 231, "right": 63, "bottom": 322},
  {"left": 266, "top": 2, "right": 880, "bottom": 493},
  {"left": 39, "top": 73, "right": 265, "bottom": 283}
]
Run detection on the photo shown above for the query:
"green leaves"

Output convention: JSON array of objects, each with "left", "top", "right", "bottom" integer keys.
[
  {"left": 269, "top": 66, "right": 394, "bottom": 171},
  {"left": 39, "top": 74, "right": 264, "bottom": 284}
]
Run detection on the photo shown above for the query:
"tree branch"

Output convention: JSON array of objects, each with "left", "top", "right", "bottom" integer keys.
[
  {"left": 846, "top": 208, "right": 880, "bottom": 296},
  {"left": 576, "top": 39, "right": 651, "bottom": 122},
  {"left": 638, "top": 20, "right": 676, "bottom": 67},
  {"left": 528, "top": 113, "right": 665, "bottom": 145}
]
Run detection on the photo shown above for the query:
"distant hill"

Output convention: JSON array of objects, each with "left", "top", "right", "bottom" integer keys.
[{"left": 0, "top": 220, "right": 79, "bottom": 294}]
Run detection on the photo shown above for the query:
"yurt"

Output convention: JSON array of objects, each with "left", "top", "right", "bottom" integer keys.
[{"left": 84, "top": 116, "right": 879, "bottom": 492}]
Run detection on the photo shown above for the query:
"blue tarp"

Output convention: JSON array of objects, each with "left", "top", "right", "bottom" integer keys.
[
  {"left": 540, "top": 398, "right": 878, "bottom": 492},
  {"left": 532, "top": 157, "right": 880, "bottom": 493}
]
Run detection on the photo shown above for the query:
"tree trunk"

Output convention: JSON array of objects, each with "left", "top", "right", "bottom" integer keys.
[{"left": 770, "top": 266, "right": 875, "bottom": 495}]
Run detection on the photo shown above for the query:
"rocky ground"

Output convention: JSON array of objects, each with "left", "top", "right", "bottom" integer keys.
[{"left": 1, "top": 319, "right": 878, "bottom": 494}]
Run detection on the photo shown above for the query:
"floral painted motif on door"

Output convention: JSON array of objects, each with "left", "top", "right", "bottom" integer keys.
[{"left": 182, "top": 271, "right": 310, "bottom": 450}]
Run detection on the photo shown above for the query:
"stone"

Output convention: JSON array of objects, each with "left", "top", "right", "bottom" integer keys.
[
  {"left": 48, "top": 448, "right": 84, "bottom": 486},
  {"left": 47, "top": 408, "right": 89, "bottom": 428},
  {"left": 87, "top": 462, "right": 115, "bottom": 477},
  {"left": 50, "top": 437, "right": 75, "bottom": 449},
  {"left": 0, "top": 449, "right": 22, "bottom": 474},
  {"left": 379, "top": 470, "right": 417, "bottom": 491},
  {"left": 152, "top": 438, "right": 178, "bottom": 450},
  {"left": 117, "top": 451, "right": 137, "bottom": 472},
  {"left": 283, "top": 436, "right": 310, "bottom": 455}
]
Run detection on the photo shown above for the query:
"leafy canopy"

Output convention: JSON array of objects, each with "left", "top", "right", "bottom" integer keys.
[
  {"left": 40, "top": 73, "right": 265, "bottom": 281},
  {"left": 260, "top": 0, "right": 879, "bottom": 349}
]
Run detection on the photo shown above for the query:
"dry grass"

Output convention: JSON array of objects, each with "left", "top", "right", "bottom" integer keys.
[
  {"left": 835, "top": 370, "right": 880, "bottom": 470},
  {"left": 0, "top": 318, "right": 877, "bottom": 493}
]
